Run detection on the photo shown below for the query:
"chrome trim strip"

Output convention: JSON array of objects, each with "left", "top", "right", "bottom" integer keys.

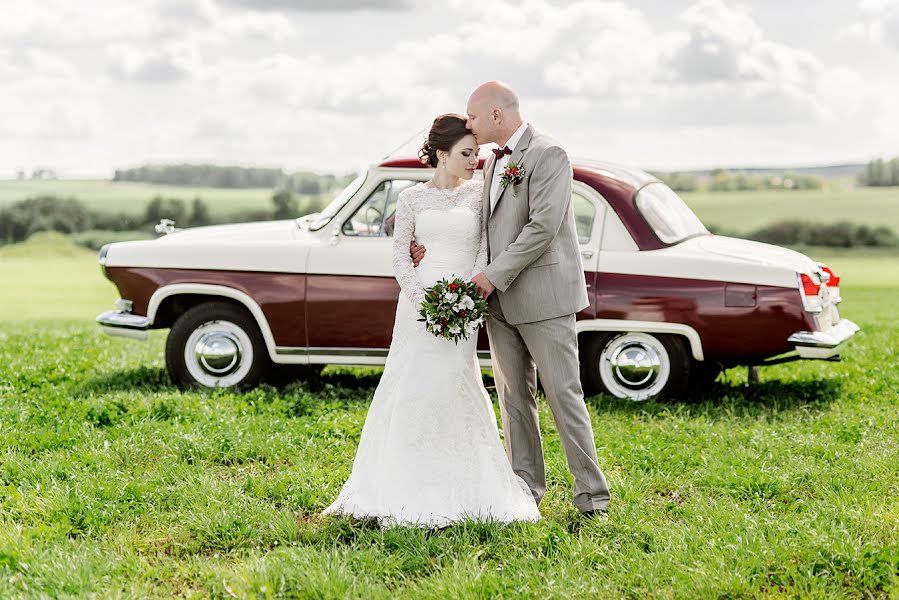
[
  {"left": 788, "top": 319, "right": 859, "bottom": 349},
  {"left": 275, "top": 347, "right": 494, "bottom": 359},
  {"left": 96, "top": 310, "right": 151, "bottom": 330},
  {"left": 274, "top": 347, "right": 307, "bottom": 356},
  {"left": 276, "top": 347, "right": 390, "bottom": 357}
]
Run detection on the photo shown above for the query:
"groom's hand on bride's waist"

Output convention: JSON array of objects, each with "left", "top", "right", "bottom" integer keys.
[
  {"left": 410, "top": 240, "right": 426, "bottom": 267},
  {"left": 472, "top": 272, "right": 495, "bottom": 298}
]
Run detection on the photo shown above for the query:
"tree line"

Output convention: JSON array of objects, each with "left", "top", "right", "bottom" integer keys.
[
  {"left": 706, "top": 220, "right": 897, "bottom": 248},
  {"left": 858, "top": 157, "right": 899, "bottom": 186},
  {"left": 0, "top": 191, "right": 330, "bottom": 248},
  {"left": 113, "top": 164, "right": 355, "bottom": 195},
  {"left": 652, "top": 170, "right": 823, "bottom": 192}
]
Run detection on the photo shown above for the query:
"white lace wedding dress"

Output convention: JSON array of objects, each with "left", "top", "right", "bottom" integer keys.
[{"left": 323, "top": 178, "right": 540, "bottom": 527}]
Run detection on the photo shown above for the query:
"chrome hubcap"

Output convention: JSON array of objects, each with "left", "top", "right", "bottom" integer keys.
[
  {"left": 183, "top": 320, "right": 253, "bottom": 387},
  {"left": 598, "top": 333, "right": 671, "bottom": 401},
  {"left": 194, "top": 331, "right": 242, "bottom": 376},
  {"left": 608, "top": 342, "right": 661, "bottom": 389}
]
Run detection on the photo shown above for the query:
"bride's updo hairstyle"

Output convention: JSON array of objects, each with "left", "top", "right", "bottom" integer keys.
[{"left": 418, "top": 113, "right": 470, "bottom": 168}]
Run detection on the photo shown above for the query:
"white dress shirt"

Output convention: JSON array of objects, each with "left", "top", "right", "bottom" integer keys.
[{"left": 490, "top": 121, "right": 529, "bottom": 210}]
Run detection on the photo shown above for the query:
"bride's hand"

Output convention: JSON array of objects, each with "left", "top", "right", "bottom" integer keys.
[{"left": 410, "top": 240, "right": 426, "bottom": 267}]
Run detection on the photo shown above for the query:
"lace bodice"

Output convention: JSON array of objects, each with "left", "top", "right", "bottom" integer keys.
[{"left": 391, "top": 179, "right": 487, "bottom": 306}]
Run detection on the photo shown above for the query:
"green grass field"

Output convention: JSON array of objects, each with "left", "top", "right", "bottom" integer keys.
[
  {"left": 682, "top": 186, "right": 899, "bottom": 234},
  {"left": 0, "top": 236, "right": 897, "bottom": 596}
]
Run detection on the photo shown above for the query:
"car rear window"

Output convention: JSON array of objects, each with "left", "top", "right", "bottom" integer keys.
[{"left": 635, "top": 182, "right": 708, "bottom": 245}]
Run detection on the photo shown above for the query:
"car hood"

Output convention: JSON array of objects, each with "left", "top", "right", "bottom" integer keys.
[
  {"left": 103, "top": 219, "right": 319, "bottom": 273},
  {"left": 692, "top": 235, "right": 819, "bottom": 273},
  {"left": 157, "top": 219, "right": 301, "bottom": 242}
]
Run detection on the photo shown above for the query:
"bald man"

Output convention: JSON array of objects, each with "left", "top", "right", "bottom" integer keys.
[{"left": 412, "top": 81, "right": 611, "bottom": 515}]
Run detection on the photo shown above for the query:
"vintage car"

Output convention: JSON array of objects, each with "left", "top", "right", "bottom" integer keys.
[{"left": 95, "top": 158, "right": 858, "bottom": 400}]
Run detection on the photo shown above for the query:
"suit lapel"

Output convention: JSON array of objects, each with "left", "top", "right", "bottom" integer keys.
[{"left": 490, "top": 125, "right": 534, "bottom": 218}]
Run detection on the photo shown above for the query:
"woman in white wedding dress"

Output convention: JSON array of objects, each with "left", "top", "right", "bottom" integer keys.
[{"left": 323, "top": 114, "right": 540, "bottom": 527}]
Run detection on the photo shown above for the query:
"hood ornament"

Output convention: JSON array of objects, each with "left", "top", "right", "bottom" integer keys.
[{"left": 155, "top": 219, "right": 177, "bottom": 235}]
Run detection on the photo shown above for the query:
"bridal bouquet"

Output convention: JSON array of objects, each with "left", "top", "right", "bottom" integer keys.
[{"left": 418, "top": 277, "right": 489, "bottom": 344}]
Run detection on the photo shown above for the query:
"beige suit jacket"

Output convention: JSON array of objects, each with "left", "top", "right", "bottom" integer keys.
[{"left": 482, "top": 126, "right": 589, "bottom": 324}]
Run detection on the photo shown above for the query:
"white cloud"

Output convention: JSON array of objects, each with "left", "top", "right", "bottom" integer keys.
[
  {"left": 1, "top": 0, "right": 898, "bottom": 176},
  {"left": 219, "top": 0, "right": 414, "bottom": 10},
  {"left": 106, "top": 43, "right": 200, "bottom": 83},
  {"left": 840, "top": 0, "right": 899, "bottom": 50}
]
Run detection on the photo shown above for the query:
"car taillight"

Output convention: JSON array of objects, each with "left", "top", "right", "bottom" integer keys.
[
  {"left": 820, "top": 265, "right": 840, "bottom": 287},
  {"left": 800, "top": 273, "right": 820, "bottom": 296},
  {"left": 797, "top": 272, "right": 823, "bottom": 313}
]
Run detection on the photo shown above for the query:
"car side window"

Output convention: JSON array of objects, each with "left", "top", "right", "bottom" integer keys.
[
  {"left": 572, "top": 191, "right": 596, "bottom": 244},
  {"left": 343, "top": 179, "right": 417, "bottom": 237}
]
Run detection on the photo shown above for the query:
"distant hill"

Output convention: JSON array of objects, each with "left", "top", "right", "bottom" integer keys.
[
  {"left": 112, "top": 163, "right": 355, "bottom": 194},
  {"left": 660, "top": 163, "right": 865, "bottom": 180}
]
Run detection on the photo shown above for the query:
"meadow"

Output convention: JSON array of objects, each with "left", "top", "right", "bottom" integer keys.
[
  {"left": 0, "top": 233, "right": 897, "bottom": 597},
  {"left": 681, "top": 185, "right": 899, "bottom": 234}
]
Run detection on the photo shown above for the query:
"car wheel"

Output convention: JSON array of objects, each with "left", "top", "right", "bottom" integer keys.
[
  {"left": 581, "top": 332, "right": 690, "bottom": 401},
  {"left": 165, "top": 301, "right": 269, "bottom": 389}
]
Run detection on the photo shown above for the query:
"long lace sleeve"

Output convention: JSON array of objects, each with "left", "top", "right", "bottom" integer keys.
[
  {"left": 391, "top": 191, "right": 426, "bottom": 306},
  {"left": 470, "top": 189, "right": 488, "bottom": 279}
]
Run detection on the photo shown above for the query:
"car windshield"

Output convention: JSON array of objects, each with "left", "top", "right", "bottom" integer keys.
[
  {"left": 309, "top": 172, "right": 367, "bottom": 231},
  {"left": 635, "top": 182, "right": 708, "bottom": 244}
]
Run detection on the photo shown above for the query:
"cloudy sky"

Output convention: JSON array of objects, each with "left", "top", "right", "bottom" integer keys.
[{"left": 1, "top": 0, "right": 898, "bottom": 177}]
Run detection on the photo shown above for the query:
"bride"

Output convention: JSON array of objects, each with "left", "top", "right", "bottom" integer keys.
[{"left": 323, "top": 114, "right": 540, "bottom": 527}]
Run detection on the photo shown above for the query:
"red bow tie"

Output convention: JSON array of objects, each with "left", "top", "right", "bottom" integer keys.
[{"left": 492, "top": 146, "right": 512, "bottom": 159}]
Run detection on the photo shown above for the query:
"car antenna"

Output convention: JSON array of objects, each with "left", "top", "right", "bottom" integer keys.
[{"left": 381, "top": 125, "right": 429, "bottom": 161}]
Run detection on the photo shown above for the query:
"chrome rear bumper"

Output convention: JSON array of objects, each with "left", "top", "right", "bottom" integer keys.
[
  {"left": 788, "top": 319, "right": 859, "bottom": 359},
  {"left": 96, "top": 310, "right": 150, "bottom": 341}
]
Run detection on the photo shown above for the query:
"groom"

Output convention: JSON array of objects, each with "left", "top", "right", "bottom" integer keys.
[{"left": 412, "top": 81, "right": 610, "bottom": 515}]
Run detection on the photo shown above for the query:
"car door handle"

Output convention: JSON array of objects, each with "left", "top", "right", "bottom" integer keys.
[{"left": 581, "top": 249, "right": 595, "bottom": 259}]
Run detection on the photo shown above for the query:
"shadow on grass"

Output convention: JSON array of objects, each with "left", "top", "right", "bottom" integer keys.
[
  {"left": 587, "top": 376, "right": 844, "bottom": 419},
  {"left": 77, "top": 366, "right": 175, "bottom": 395},
  {"left": 75, "top": 364, "right": 382, "bottom": 392},
  {"left": 269, "top": 365, "right": 382, "bottom": 394}
]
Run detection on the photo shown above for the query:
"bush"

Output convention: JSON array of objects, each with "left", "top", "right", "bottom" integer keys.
[
  {"left": 748, "top": 220, "right": 898, "bottom": 248},
  {"left": 0, "top": 195, "right": 94, "bottom": 243}
]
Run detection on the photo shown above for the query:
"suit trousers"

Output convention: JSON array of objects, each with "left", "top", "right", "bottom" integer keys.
[{"left": 486, "top": 294, "right": 610, "bottom": 512}]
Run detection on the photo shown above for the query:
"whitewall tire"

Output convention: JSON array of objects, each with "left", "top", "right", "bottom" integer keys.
[
  {"left": 581, "top": 332, "right": 690, "bottom": 401},
  {"left": 165, "top": 301, "right": 269, "bottom": 389}
]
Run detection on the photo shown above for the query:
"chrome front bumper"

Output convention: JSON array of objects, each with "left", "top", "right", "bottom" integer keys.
[
  {"left": 788, "top": 319, "right": 860, "bottom": 359},
  {"left": 96, "top": 310, "right": 151, "bottom": 341}
]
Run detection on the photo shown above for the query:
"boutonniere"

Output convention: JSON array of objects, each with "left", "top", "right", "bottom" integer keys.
[{"left": 500, "top": 161, "right": 527, "bottom": 196}]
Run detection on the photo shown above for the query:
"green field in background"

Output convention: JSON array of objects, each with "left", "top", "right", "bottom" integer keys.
[{"left": 681, "top": 186, "right": 899, "bottom": 234}]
